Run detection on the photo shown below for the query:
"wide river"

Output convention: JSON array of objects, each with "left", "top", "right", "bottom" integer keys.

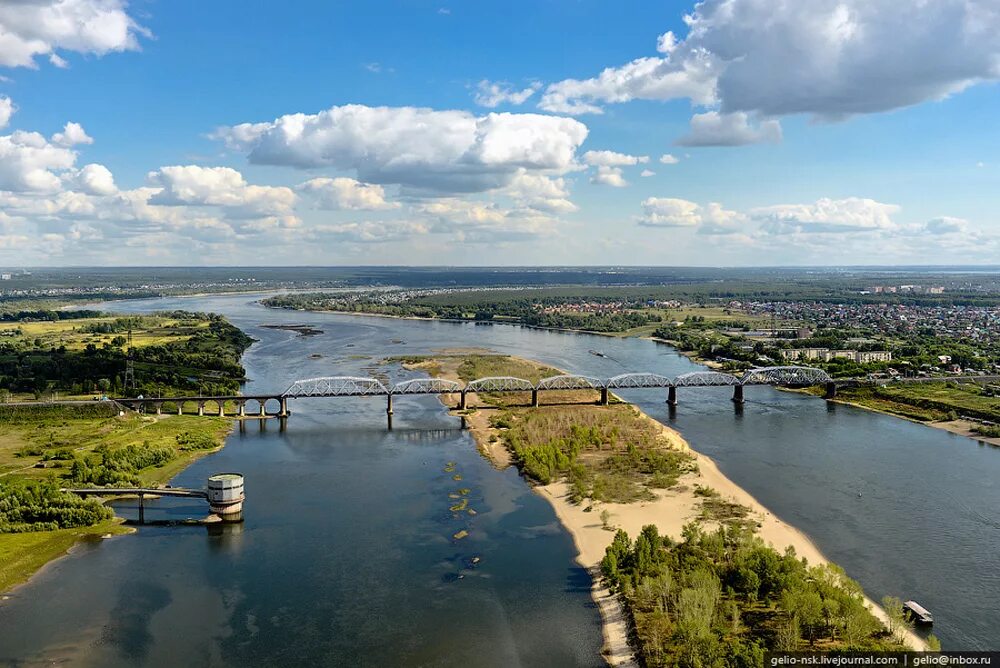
[{"left": 1, "top": 293, "right": 997, "bottom": 664}]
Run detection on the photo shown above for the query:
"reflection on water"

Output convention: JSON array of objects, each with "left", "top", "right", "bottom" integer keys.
[{"left": 0, "top": 292, "right": 998, "bottom": 661}]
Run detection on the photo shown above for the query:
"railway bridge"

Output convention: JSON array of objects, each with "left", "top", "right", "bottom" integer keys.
[{"left": 116, "top": 366, "right": 838, "bottom": 422}]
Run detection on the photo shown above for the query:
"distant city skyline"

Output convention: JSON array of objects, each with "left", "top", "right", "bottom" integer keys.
[{"left": 1, "top": 0, "right": 999, "bottom": 266}]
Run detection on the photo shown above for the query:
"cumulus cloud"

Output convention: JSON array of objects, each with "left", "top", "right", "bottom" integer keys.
[
  {"left": 637, "top": 197, "right": 702, "bottom": 227},
  {"left": 214, "top": 104, "right": 589, "bottom": 194},
  {"left": 582, "top": 150, "right": 649, "bottom": 166},
  {"left": 473, "top": 80, "right": 541, "bottom": 107},
  {"left": 147, "top": 165, "right": 296, "bottom": 219},
  {"left": 751, "top": 197, "right": 900, "bottom": 233},
  {"left": 676, "top": 111, "right": 781, "bottom": 147},
  {"left": 659, "top": 154, "right": 679, "bottom": 164},
  {"left": 0, "top": 0, "right": 148, "bottom": 68},
  {"left": 52, "top": 121, "right": 93, "bottom": 147},
  {"left": 0, "top": 96, "right": 14, "bottom": 129},
  {"left": 591, "top": 166, "right": 627, "bottom": 187},
  {"left": 640, "top": 169, "right": 655, "bottom": 177},
  {"left": 504, "top": 170, "right": 577, "bottom": 213},
  {"left": 924, "top": 216, "right": 969, "bottom": 235},
  {"left": 312, "top": 220, "right": 430, "bottom": 243},
  {"left": 0, "top": 130, "right": 77, "bottom": 191},
  {"left": 297, "top": 177, "right": 398, "bottom": 210},
  {"left": 74, "top": 163, "right": 116, "bottom": 195},
  {"left": 637, "top": 197, "right": 743, "bottom": 230},
  {"left": 539, "top": 0, "right": 1000, "bottom": 123}
]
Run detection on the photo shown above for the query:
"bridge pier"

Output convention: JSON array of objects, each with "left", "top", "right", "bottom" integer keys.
[
  {"left": 138, "top": 493, "right": 145, "bottom": 524},
  {"left": 824, "top": 381, "right": 837, "bottom": 399},
  {"left": 278, "top": 397, "right": 288, "bottom": 417},
  {"left": 667, "top": 386, "right": 677, "bottom": 406},
  {"left": 237, "top": 401, "right": 245, "bottom": 417},
  {"left": 218, "top": 403, "right": 225, "bottom": 417},
  {"left": 197, "top": 402, "right": 205, "bottom": 417},
  {"left": 177, "top": 402, "right": 183, "bottom": 416},
  {"left": 599, "top": 387, "right": 609, "bottom": 406},
  {"left": 531, "top": 389, "right": 539, "bottom": 407},
  {"left": 386, "top": 394, "right": 394, "bottom": 416},
  {"left": 259, "top": 402, "right": 266, "bottom": 417},
  {"left": 732, "top": 385, "right": 745, "bottom": 404},
  {"left": 460, "top": 391, "right": 467, "bottom": 410},
  {"left": 154, "top": 403, "right": 162, "bottom": 416}
]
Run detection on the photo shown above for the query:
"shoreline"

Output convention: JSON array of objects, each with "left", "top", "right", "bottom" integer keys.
[{"left": 412, "top": 354, "right": 926, "bottom": 661}]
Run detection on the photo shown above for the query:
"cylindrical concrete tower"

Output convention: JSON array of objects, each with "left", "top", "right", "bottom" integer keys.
[{"left": 207, "top": 473, "right": 245, "bottom": 522}]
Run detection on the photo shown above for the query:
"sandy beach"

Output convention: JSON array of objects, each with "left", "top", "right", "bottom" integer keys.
[{"left": 412, "top": 354, "right": 928, "bottom": 662}]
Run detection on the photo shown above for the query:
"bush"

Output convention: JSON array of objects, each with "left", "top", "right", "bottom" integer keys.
[{"left": 0, "top": 480, "right": 112, "bottom": 532}]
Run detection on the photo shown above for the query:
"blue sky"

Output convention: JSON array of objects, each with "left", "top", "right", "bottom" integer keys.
[{"left": 1, "top": 0, "right": 999, "bottom": 266}]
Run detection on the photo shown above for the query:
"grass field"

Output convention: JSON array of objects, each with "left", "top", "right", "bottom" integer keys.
[
  {"left": 0, "top": 518, "right": 130, "bottom": 592},
  {"left": 0, "top": 316, "right": 209, "bottom": 352},
  {"left": 834, "top": 382, "right": 1000, "bottom": 423}
]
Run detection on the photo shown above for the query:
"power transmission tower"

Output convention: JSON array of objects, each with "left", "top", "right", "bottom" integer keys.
[{"left": 124, "top": 328, "right": 137, "bottom": 392}]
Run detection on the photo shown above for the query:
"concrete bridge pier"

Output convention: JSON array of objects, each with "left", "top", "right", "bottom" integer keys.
[
  {"left": 154, "top": 403, "right": 162, "bottom": 416},
  {"left": 460, "top": 391, "right": 468, "bottom": 410},
  {"left": 278, "top": 397, "right": 288, "bottom": 417},
  {"left": 258, "top": 403, "right": 266, "bottom": 417},
  {"left": 218, "top": 403, "right": 225, "bottom": 417},
  {"left": 138, "top": 493, "right": 145, "bottom": 524},
  {"left": 177, "top": 403, "right": 183, "bottom": 416},
  {"left": 531, "top": 389, "right": 539, "bottom": 407},
  {"left": 386, "top": 393, "right": 394, "bottom": 416},
  {"left": 197, "top": 402, "right": 205, "bottom": 417},
  {"left": 667, "top": 386, "right": 677, "bottom": 406},
  {"left": 599, "top": 387, "right": 609, "bottom": 406},
  {"left": 237, "top": 401, "right": 245, "bottom": 417},
  {"left": 732, "top": 385, "right": 745, "bottom": 404},
  {"left": 824, "top": 381, "right": 837, "bottom": 399}
]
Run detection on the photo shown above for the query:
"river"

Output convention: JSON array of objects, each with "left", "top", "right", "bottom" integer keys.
[{"left": 0, "top": 292, "right": 997, "bottom": 664}]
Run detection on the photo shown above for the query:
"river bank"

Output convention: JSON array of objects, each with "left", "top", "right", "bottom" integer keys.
[{"left": 406, "top": 353, "right": 927, "bottom": 661}]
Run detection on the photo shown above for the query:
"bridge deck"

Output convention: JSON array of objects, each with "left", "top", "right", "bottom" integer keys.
[{"left": 63, "top": 487, "right": 208, "bottom": 498}]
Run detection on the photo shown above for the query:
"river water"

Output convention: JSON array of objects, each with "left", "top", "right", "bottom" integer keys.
[{"left": 1, "top": 293, "right": 997, "bottom": 664}]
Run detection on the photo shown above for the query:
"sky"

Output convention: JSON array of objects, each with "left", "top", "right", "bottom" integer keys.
[{"left": 1, "top": 0, "right": 999, "bottom": 267}]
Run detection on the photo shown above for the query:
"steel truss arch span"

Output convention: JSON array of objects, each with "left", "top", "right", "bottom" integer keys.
[
  {"left": 536, "top": 375, "right": 605, "bottom": 391},
  {"left": 606, "top": 373, "right": 673, "bottom": 389},
  {"left": 391, "top": 378, "right": 463, "bottom": 395},
  {"left": 466, "top": 376, "right": 535, "bottom": 393},
  {"left": 674, "top": 371, "right": 740, "bottom": 387},
  {"left": 740, "top": 366, "right": 832, "bottom": 386},
  {"left": 283, "top": 376, "right": 389, "bottom": 397}
]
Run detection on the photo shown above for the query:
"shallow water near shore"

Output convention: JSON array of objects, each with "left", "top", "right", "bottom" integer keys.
[{"left": 1, "top": 292, "right": 998, "bottom": 661}]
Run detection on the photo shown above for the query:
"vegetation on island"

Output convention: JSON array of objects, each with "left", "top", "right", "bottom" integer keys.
[
  {"left": 0, "top": 310, "right": 252, "bottom": 398},
  {"left": 602, "top": 523, "right": 911, "bottom": 666}
]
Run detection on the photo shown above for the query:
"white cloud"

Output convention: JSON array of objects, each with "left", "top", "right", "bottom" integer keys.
[
  {"left": 924, "top": 216, "right": 969, "bottom": 235},
  {"left": 539, "top": 53, "right": 719, "bottom": 115},
  {"left": 582, "top": 150, "right": 648, "bottom": 166},
  {"left": 640, "top": 169, "right": 655, "bottom": 177},
  {"left": 297, "top": 177, "right": 398, "bottom": 211},
  {"left": 0, "top": 130, "right": 77, "bottom": 191},
  {"left": 0, "top": 0, "right": 147, "bottom": 68},
  {"left": 591, "top": 166, "right": 627, "bottom": 187},
  {"left": 676, "top": 111, "right": 781, "bottom": 147},
  {"left": 0, "top": 96, "right": 13, "bottom": 129},
  {"left": 75, "top": 163, "right": 116, "bottom": 195},
  {"left": 637, "top": 197, "right": 702, "bottom": 227},
  {"left": 52, "top": 121, "right": 93, "bottom": 147},
  {"left": 637, "top": 197, "right": 743, "bottom": 230},
  {"left": 504, "top": 170, "right": 577, "bottom": 213},
  {"left": 312, "top": 220, "right": 430, "bottom": 243},
  {"left": 751, "top": 197, "right": 900, "bottom": 233},
  {"left": 473, "top": 80, "right": 541, "bottom": 107},
  {"left": 49, "top": 53, "right": 68, "bottom": 68},
  {"left": 539, "top": 0, "right": 1000, "bottom": 123},
  {"left": 659, "top": 154, "right": 679, "bottom": 164},
  {"left": 214, "top": 104, "right": 588, "bottom": 194},
  {"left": 147, "top": 165, "right": 297, "bottom": 219}
]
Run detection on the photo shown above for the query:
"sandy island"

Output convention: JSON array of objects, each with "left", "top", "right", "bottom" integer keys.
[{"left": 408, "top": 353, "right": 927, "bottom": 664}]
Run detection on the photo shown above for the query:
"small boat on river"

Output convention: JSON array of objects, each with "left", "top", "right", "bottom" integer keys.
[
  {"left": 589, "top": 350, "right": 606, "bottom": 357},
  {"left": 903, "top": 600, "right": 934, "bottom": 626}
]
